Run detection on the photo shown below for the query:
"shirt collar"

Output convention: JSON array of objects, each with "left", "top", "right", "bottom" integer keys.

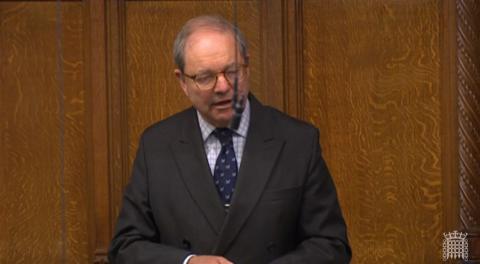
[{"left": 197, "top": 98, "right": 251, "bottom": 141}]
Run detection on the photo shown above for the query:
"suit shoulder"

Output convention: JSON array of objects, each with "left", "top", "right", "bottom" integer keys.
[{"left": 140, "top": 107, "right": 193, "bottom": 141}]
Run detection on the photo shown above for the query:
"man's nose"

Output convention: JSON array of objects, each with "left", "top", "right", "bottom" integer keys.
[{"left": 213, "top": 74, "right": 231, "bottom": 93}]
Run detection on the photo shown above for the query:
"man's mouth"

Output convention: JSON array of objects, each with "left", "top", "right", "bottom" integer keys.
[{"left": 212, "top": 99, "right": 232, "bottom": 108}]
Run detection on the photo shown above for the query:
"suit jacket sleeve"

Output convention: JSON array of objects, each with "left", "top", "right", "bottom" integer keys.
[
  {"left": 108, "top": 135, "right": 191, "bottom": 264},
  {"left": 270, "top": 128, "right": 352, "bottom": 264}
]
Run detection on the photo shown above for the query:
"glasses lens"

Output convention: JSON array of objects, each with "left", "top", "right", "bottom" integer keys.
[
  {"left": 225, "top": 70, "right": 237, "bottom": 84},
  {"left": 195, "top": 74, "right": 216, "bottom": 90},
  {"left": 190, "top": 65, "right": 246, "bottom": 90},
  {"left": 225, "top": 66, "right": 245, "bottom": 84}
]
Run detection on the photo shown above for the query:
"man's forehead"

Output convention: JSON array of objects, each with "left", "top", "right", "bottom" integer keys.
[
  {"left": 183, "top": 29, "right": 241, "bottom": 71},
  {"left": 185, "top": 28, "right": 234, "bottom": 48}
]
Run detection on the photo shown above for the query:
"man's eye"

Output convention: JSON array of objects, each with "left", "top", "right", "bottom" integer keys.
[
  {"left": 195, "top": 75, "right": 214, "bottom": 84},
  {"left": 225, "top": 70, "right": 238, "bottom": 80}
]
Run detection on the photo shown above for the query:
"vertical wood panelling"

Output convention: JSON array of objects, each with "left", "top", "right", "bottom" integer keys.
[
  {"left": 105, "top": 1, "right": 128, "bottom": 256},
  {"left": 0, "top": 2, "right": 89, "bottom": 263},
  {"left": 440, "top": 0, "right": 460, "bottom": 247},
  {"left": 61, "top": 4, "right": 90, "bottom": 263},
  {"left": 1, "top": 1, "right": 479, "bottom": 263},
  {"left": 260, "top": 0, "right": 284, "bottom": 111},
  {"left": 283, "top": 0, "right": 304, "bottom": 119},
  {"left": 302, "top": 0, "right": 443, "bottom": 263},
  {"left": 86, "top": 0, "right": 110, "bottom": 263}
]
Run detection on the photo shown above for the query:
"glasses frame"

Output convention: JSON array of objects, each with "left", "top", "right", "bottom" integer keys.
[{"left": 182, "top": 64, "right": 248, "bottom": 91}]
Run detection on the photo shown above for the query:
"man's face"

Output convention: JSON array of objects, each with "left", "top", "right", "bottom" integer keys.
[{"left": 175, "top": 29, "right": 249, "bottom": 128}]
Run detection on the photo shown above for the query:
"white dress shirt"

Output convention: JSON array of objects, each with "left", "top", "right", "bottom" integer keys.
[{"left": 197, "top": 99, "right": 250, "bottom": 174}]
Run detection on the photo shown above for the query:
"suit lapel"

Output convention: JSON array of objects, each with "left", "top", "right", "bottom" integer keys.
[
  {"left": 170, "top": 108, "right": 225, "bottom": 235},
  {"left": 214, "top": 96, "right": 285, "bottom": 254}
]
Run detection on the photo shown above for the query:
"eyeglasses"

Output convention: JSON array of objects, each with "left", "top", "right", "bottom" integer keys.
[{"left": 183, "top": 64, "right": 248, "bottom": 90}]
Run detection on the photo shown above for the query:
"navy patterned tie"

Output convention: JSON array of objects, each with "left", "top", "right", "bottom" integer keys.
[{"left": 212, "top": 128, "right": 238, "bottom": 205}]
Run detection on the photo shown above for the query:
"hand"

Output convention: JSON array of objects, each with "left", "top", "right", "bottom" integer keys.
[{"left": 187, "top": 255, "right": 234, "bottom": 264}]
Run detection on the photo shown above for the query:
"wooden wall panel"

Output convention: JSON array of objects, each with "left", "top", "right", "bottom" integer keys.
[
  {"left": 2, "top": 1, "right": 477, "bottom": 263},
  {"left": 0, "top": 2, "right": 89, "bottom": 263},
  {"left": 302, "top": 0, "right": 443, "bottom": 263}
]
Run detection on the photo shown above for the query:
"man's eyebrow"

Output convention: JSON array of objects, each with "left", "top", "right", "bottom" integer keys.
[
  {"left": 195, "top": 69, "right": 214, "bottom": 76},
  {"left": 224, "top": 62, "right": 237, "bottom": 69},
  {"left": 195, "top": 63, "right": 238, "bottom": 75}
]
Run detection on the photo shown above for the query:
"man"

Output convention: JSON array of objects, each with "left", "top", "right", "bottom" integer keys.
[{"left": 109, "top": 15, "right": 351, "bottom": 264}]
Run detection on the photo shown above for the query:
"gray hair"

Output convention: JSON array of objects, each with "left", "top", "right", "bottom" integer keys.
[{"left": 173, "top": 15, "right": 249, "bottom": 72}]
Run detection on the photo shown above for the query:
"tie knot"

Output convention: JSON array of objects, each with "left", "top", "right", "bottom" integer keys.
[{"left": 212, "top": 128, "right": 233, "bottom": 145}]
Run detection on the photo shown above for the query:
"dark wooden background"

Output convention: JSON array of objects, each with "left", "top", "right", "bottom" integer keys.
[{"left": 1, "top": 0, "right": 479, "bottom": 263}]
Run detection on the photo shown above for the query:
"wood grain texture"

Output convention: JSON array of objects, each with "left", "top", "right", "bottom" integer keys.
[
  {"left": 2, "top": 1, "right": 477, "bottom": 263},
  {"left": 0, "top": 2, "right": 89, "bottom": 263},
  {"left": 303, "top": 0, "right": 443, "bottom": 262},
  {"left": 457, "top": 0, "right": 480, "bottom": 261},
  {"left": 259, "top": 0, "right": 284, "bottom": 111}
]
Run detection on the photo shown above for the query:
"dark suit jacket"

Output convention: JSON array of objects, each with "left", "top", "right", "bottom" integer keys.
[{"left": 109, "top": 95, "right": 351, "bottom": 264}]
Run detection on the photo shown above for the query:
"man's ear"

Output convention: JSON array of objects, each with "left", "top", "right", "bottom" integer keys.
[{"left": 174, "top": 69, "right": 189, "bottom": 96}]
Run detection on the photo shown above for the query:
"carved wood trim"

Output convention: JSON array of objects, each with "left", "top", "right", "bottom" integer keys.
[{"left": 456, "top": 0, "right": 480, "bottom": 261}]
